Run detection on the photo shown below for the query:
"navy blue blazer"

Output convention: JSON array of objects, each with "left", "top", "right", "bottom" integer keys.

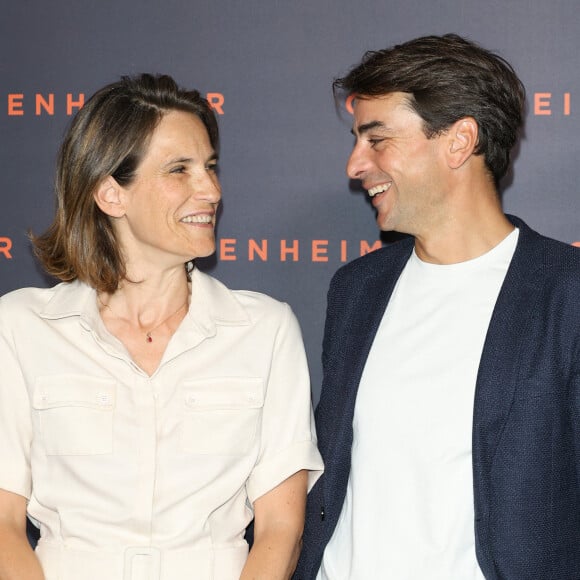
[{"left": 295, "top": 216, "right": 580, "bottom": 580}]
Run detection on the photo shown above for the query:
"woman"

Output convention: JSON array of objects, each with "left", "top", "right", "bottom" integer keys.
[{"left": 0, "top": 74, "right": 323, "bottom": 580}]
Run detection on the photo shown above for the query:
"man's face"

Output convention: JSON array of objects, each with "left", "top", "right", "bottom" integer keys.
[{"left": 347, "top": 92, "right": 448, "bottom": 236}]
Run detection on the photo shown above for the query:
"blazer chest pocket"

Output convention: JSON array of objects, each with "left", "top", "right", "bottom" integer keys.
[
  {"left": 181, "top": 377, "right": 264, "bottom": 455},
  {"left": 32, "top": 376, "right": 116, "bottom": 456}
]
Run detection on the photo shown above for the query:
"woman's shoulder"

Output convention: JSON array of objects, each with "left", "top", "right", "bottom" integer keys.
[
  {"left": 0, "top": 282, "right": 79, "bottom": 316},
  {"left": 1, "top": 284, "right": 54, "bottom": 306},
  {"left": 194, "top": 269, "right": 292, "bottom": 322},
  {"left": 230, "top": 287, "right": 288, "bottom": 312}
]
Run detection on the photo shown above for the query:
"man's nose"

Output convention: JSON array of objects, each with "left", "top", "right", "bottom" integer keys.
[{"left": 346, "top": 143, "right": 369, "bottom": 180}]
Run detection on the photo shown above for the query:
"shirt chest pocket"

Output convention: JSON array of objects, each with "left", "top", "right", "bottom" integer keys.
[
  {"left": 32, "top": 376, "right": 116, "bottom": 456},
  {"left": 181, "top": 377, "right": 264, "bottom": 455}
]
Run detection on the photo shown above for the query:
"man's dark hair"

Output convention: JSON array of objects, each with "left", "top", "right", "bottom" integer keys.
[{"left": 334, "top": 34, "right": 525, "bottom": 184}]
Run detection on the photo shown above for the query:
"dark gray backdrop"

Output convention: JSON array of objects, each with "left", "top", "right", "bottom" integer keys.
[{"left": 2, "top": 0, "right": 579, "bottom": 402}]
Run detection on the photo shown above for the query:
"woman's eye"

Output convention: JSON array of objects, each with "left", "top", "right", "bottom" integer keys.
[
  {"left": 170, "top": 166, "right": 186, "bottom": 174},
  {"left": 207, "top": 163, "right": 218, "bottom": 172}
]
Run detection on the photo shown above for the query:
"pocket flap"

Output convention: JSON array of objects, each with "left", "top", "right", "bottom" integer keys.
[
  {"left": 183, "top": 377, "right": 263, "bottom": 409},
  {"left": 32, "top": 376, "right": 116, "bottom": 410}
]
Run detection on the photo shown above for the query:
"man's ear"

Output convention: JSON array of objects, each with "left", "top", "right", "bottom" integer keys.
[
  {"left": 447, "top": 117, "right": 479, "bottom": 169},
  {"left": 93, "top": 177, "right": 126, "bottom": 218}
]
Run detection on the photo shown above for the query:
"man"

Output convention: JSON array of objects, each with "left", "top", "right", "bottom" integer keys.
[{"left": 295, "top": 34, "right": 580, "bottom": 579}]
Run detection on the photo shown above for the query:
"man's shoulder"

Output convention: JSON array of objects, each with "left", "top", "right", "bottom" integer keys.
[
  {"left": 514, "top": 216, "right": 580, "bottom": 273},
  {"left": 331, "top": 236, "right": 414, "bottom": 285}
]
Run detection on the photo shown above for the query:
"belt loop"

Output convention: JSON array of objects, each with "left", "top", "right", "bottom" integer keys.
[{"left": 124, "top": 547, "right": 161, "bottom": 580}]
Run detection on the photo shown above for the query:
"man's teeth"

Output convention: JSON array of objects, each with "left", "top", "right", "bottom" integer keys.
[
  {"left": 181, "top": 215, "right": 213, "bottom": 223},
  {"left": 368, "top": 183, "right": 391, "bottom": 197}
]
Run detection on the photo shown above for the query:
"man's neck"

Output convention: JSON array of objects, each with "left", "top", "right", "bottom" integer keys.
[{"left": 413, "top": 185, "right": 514, "bottom": 265}]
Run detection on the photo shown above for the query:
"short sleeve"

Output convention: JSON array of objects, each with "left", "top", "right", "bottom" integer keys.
[
  {"left": 0, "top": 297, "right": 33, "bottom": 499},
  {"left": 245, "top": 303, "right": 323, "bottom": 503}
]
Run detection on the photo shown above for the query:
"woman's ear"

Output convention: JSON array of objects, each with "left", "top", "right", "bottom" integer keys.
[
  {"left": 93, "top": 177, "right": 126, "bottom": 218},
  {"left": 447, "top": 117, "right": 479, "bottom": 170}
]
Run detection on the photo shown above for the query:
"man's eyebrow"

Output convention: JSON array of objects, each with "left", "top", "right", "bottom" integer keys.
[{"left": 350, "top": 120, "right": 387, "bottom": 136}]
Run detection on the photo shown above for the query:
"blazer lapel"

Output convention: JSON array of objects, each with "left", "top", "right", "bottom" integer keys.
[
  {"left": 318, "top": 239, "right": 414, "bottom": 515},
  {"left": 472, "top": 217, "right": 544, "bottom": 519},
  {"left": 344, "top": 251, "right": 413, "bottom": 401},
  {"left": 321, "top": 239, "right": 414, "bottom": 463}
]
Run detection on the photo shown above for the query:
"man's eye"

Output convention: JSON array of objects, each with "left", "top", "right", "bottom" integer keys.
[
  {"left": 368, "top": 138, "right": 385, "bottom": 148},
  {"left": 207, "top": 163, "right": 219, "bottom": 172}
]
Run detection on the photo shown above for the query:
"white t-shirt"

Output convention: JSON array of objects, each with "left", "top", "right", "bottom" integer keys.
[{"left": 319, "top": 228, "right": 519, "bottom": 579}]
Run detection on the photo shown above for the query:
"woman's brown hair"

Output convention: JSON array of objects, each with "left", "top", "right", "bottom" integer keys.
[{"left": 32, "top": 73, "right": 219, "bottom": 293}]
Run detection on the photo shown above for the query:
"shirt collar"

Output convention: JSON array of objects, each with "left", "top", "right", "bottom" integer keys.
[
  {"left": 162, "top": 268, "right": 251, "bottom": 366},
  {"left": 39, "top": 280, "right": 97, "bottom": 320},
  {"left": 186, "top": 267, "right": 250, "bottom": 333},
  {"left": 37, "top": 268, "right": 250, "bottom": 344}
]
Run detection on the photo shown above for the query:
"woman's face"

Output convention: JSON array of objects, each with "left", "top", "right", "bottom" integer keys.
[{"left": 113, "top": 110, "right": 221, "bottom": 269}]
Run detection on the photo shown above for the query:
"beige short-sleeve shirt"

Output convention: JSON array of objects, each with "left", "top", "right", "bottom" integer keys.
[{"left": 0, "top": 269, "right": 323, "bottom": 580}]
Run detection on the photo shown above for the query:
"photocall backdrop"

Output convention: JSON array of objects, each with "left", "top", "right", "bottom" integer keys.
[{"left": 1, "top": 0, "right": 579, "bottom": 403}]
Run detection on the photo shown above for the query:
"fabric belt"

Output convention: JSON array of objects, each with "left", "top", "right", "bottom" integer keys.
[{"left": 36, "top": 540, "right": 248, "bottom": 580}]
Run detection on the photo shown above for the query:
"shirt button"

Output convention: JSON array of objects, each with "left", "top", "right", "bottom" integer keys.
[{"left": 96, "top": 393, "right": 112, "bottom": 406}]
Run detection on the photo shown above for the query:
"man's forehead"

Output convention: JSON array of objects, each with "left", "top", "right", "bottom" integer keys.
[
  {"left": 351, "top": 92, "right": 415, "bottom": 132},
  {"left": 351, "top": 98, "right": 397, "bottom": 134},
  {"left": 352, "top": 92, "right": 410, "bottom": 111}
]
